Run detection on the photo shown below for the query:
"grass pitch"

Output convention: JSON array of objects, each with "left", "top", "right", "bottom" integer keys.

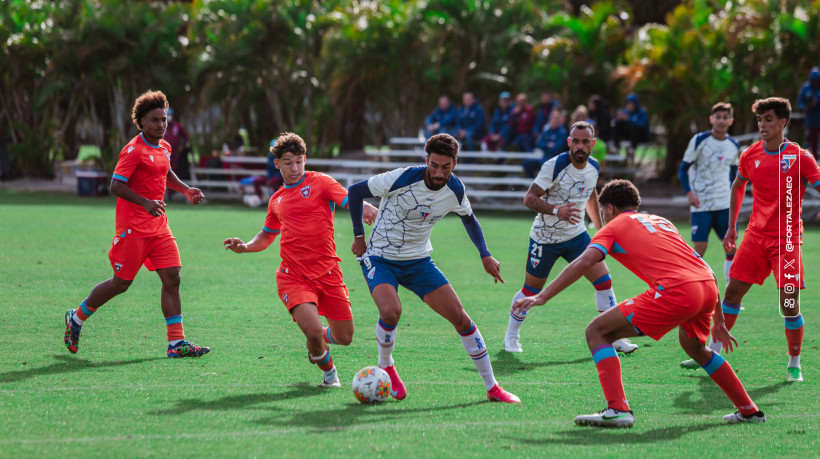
[{"left": 1, "top": 189, "right": 818, "bottom": 457}]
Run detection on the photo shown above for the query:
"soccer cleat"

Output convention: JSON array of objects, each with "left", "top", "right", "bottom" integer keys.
[
  {"left": 64, "top": 309, "right": 82, "bottom": 354},
  {"left": 380, "top": 364, "right": 407, "bottom": 400},
  {"left": 723, "top": 410, "right": 766, "bottom": 423},
  {"left": 787, "top": 367, "right": 803, "bottom": 382},
  {"left": 167, "top": 340, "right": 211, "bottom": 358},
  {"left": 487, "top": 384, "right": 521, "bottom": 403},
  {"left": 680, "top": 358, "right": 700, "bottom": 369},
  {"left": 504, "top": 336, "right": 523, "bottom": 353},
  {"left": 574, "top": 408, "right": 635, "bottom": 428},
  {"left": 613, "top": 338, "right": 638, "bottom": 354},
  {"left": 320, "top": 367, "right": 341, "bottom": 387}
]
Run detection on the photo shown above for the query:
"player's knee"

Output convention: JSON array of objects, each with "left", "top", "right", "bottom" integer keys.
[
  {"left": 333, "top": 331, "right": 354, "bottom": 346},
  {"left": 378, "top": 305, "right": 402, "bottom": 324}
]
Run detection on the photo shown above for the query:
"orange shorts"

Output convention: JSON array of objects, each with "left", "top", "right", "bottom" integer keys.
[
  {"left": 108, "top": 233, "right": 180, "bottom": 281},
  {"left": 275, "top": 264, "right": 352, "bottom": 321},
  {"left": 730, "top": 230, "right": 804, "bottom": 289},
  {"left": 617, "top": 279, "right": 718, "bottom": 344}
]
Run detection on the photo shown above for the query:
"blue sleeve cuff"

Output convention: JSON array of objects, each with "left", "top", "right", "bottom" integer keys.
[
  {"left": 112, "top": 174, "right": 129, "bottom": 183},
  {"left": 589, "top": 243, "right": 608, "bottom": 258}
]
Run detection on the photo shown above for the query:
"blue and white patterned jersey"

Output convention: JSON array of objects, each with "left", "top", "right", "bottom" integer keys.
[
  {"left": 530, "top": 153, "right": 600, "bottom": 244},
  {"left": 682, "top": 132, "right": 740, "bottom": 212},
  {"left": 364, "top": 166, "right": 473, "bottom": 261}
]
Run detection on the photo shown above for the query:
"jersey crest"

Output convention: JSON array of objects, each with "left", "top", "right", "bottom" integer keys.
[
  {"left": 300, "top": 185, "right": 311, "bottom": 198},
  {"left": 530, "top": 257, "right": 540, "bottom": 269},
  {"left": 780, "top": 154, "right": 797, "bottom": 173}
]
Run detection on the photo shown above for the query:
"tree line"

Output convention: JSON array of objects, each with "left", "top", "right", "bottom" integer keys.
[{"left": 2, "top": 0, "right": 818, "bottom": 180}]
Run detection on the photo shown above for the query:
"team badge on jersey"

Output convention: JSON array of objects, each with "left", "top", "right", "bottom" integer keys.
[
  {"left": 114, "top": 262, "right": 123, "bottom": 273},
  {"left": 300, "top": 185, "right": 311, "bottom": 198},
  {"left": 780, "top": 154, "right": 797, "bottom": 173},
  {"left": 530, "top": 257, "right": 540, "bottom": 269},
  {"left": 419, "top": 205, "right": 432, "bottom": 221}
]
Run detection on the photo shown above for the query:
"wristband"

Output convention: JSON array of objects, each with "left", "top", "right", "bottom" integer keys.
[
  {"left": 355, "top": 234, "right": 365, "bottom": 238},
  {"left": 552, "top": 206, "right": 559, "bottom": 216}
]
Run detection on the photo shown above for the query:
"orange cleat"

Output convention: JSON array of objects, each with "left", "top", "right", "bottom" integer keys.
[{"left": 487, "top": 384, "right": 521, "bottom": 403}]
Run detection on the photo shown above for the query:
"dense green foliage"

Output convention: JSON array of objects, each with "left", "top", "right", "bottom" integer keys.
[
  {"left": 1, "top": 190, "right": 819, "bottom": 456},
  {"left": 2, "top": 0, "right": 819, "bottom": 178}
]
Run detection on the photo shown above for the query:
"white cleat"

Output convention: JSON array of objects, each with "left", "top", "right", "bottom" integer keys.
[
  {"left": 723, "top": 410, "right": 766, "bottom": 423},
  {"left": 504, "top": 336, "right": 523, "bottom": 353},
  {"left": 787, "top": 367, "right": 803, "bottom": 382},
  {"left": 574, "top": 408, "right": 635, "bottom": 428},
  {"left": 613, "top": 338, "right": 638, "bottom": 354},
  {"left": 320, "top": 367, "right": 341, "bottom": 387}
]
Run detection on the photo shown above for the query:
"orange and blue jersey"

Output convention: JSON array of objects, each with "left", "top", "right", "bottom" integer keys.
[
  {"left": 264, "top": 171, "right": 349, "bottom": 280},
  {"left": 111, "top": 133, "right": 173, "bottom": 238},
  {"left": 737, "top": 141, "right": 820, "bottom": 238},
  {"left": 589, "top": 211, "right": 714, "bottom": 289}
]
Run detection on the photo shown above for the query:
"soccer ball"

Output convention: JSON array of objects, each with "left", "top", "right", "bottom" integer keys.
[
  {"left": 352, "top": 366, "right": 392, "bottom": 404},
  {"left": 242, "top": 194, "right": 262, "bottom": 208}
]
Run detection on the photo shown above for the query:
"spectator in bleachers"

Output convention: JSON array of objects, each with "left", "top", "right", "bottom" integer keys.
[
  {"left": 507, "top": 93, "right": 536, "bottom": 151},
  {"left": 587, "top": 95, "right": 612, "bottom": 143},
  {"left": 425, "top": 95, "right": 457, "bottom": 138},
  {"left": 482, "top": 91, "right": 514, "bottom": 151},
  {"left": 532, "top": 91, "right": 561, "bottom": 137},
  {"left": 613, "top": 93, "right": 650, "bottom": 152},
  {"left": 523, "top": 109, "right": 567, "bottom": 178},
  {"left": 798, "top": 67, "right": 820, "bottom": 158},
  {"left": 455, "top": 92, "right": 486, "bottom": 151}
]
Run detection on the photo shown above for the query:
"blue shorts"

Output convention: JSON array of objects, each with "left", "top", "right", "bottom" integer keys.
[
  {"left": 526, "top": 232, "right": 591, "bottom": 278},
  {"left": 691, "top": 209, "right": 729, "bottom": 242},
  {"left": 360, "top": 255, "right": 449, "bottom": 300}
]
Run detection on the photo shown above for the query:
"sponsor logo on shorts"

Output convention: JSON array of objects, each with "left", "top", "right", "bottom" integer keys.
[
  {"left": 691, "top": 225, "right": 698, "bottom": 235},
  {"left": 367, "top": 267, "right": 376, "bottom": 280},
  {"left": 114, "top": 262, "right": 123, "bottom": 273},
  {"left": 283, "top": 293, "right": 289, "bottom": 305},
  {"left": 780, "top": 154, "right": 797, "bottom": 173},
  {"left": 300, "top": 185, "right": 311, "bottom": 198}
]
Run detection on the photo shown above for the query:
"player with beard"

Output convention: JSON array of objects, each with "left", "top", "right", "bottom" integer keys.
[
  {"left": 347, "top": 133, "right": 520, "bottom": 403},
  {"left": 502, "top": 121, "right": 637, "bottom": 355}
]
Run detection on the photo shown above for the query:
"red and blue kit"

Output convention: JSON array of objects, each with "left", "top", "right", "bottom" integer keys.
[
  {"left": 590, "top": 212, "right": 717, "bottom": 343},
  {"left": 109, "top": 133, "right": 179, "bottom": 280},
  {"left": 264, "top": 171, "right": 352, "bottom": 320},
  {"left": 731, "top": 141, "right": 820, "bottom": 287}
]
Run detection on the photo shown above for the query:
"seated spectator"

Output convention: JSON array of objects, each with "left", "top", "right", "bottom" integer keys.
[
  {"left": 507, "top": 93, "right": 536, "bottom": 151},
  {"left": 587, "top": 95, "right": 612, "bottom": 142},
  {"left": 523, "top": 109, "right": 567, "bottom": 178},
  {"left": 481, "top": 91, "right": 514, "bottom": 151},
  {"left": 570, "top": 105, "right": 591, "bottom": 125},
  {"left": 798, "top": 67, "right": 820, "bottom": 158},
  {"left": 532, "top": 91, "right": 561, "bottom": 137},
  {"left": 201, "top": 149, "right": 225, "bottom": 181},
  {"left": 251, "top": 139, "right": 284, "bottom": 202},
  {"left": 613, "top": 93, "right": 650, "bottom": 151},
  {"left": 455, "top": 92, "right": 486, "bottom": 151},
  {"left": 425, "top": 95, "right": 457, "bottom": 137}
]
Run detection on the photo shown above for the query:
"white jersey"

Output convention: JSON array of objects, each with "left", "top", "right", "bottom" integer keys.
[
  {"left": 530, "top": 153, "right": 600, "bottom": 244},
  {"left": 364, "top": 166, "right": 473, "bottom": 261},
  {"left": 682, "top": 131, "right": 740, "bottom": 212}
]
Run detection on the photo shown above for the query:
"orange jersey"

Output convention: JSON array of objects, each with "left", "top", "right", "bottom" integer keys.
[
  {"left": 112, "top": 133, "right": 173, "bottom": 238},
  {"left": 590, "top": 211, "right": 715, "bottom": 289},
  {"left": 737, "top": 141, "right": 820, "bottom": 238},
  {"left": 264, "top": 171, "right": 349, "bottom": 279}
]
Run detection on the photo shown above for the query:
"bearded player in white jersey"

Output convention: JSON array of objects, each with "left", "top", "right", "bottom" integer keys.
[{"left": 347, "top": 133, "right": 520, "bottom": 404}]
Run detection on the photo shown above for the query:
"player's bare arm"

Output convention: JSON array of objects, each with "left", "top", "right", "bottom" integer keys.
[
  {"left": 166, "top": 169, "right": 204, "bottom": 205},
  {"left": 110, "top": 178, "right": 166, "bottom": 217},
  {"left": 723, "top": 176, "right": 749, "bottom": 251},
  {"left": 512, "top": 246, "right": 603, "bottom": 314},
  {"left": 223, "top": 230, "right": 276, "bottom": 254},
  {"left": 586, "top": 189, "right": 603, "bottom": 230},
  {"left": 523, "top": 183, "right": 581, "bottom": 223}
]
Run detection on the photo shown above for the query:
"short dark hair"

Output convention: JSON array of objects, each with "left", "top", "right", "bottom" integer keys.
[
  {"left": 711, "top": 102, "right": 733, "bottom": 117},
  {"left": 569, "top": 121, "right": 595, "bottom": 137},
  {"left": 598, "top": 179, "right": 641, "bottom": 210},
  {"left": 425, "top": 133, "right": 459, "bottom": 159},
  {"left": 131, "top": 90, "right": 168, "bottom": 130},
  {"left": 752, "top": 97, "right": 791, "bottom": 121},
  {"left": 271, "top": 132, "right": 307, "bottom": 159}
]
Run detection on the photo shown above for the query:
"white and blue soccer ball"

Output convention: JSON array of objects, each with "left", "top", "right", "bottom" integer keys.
[{"left": 352, "top": 366, "right": 392, "bottom": 404}]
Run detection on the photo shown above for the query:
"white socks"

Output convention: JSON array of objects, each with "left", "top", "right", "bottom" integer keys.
[
  {"left": 459, "top": 323, "right": 497, "bottom": 390},
  {"left": 376, "top": 319, "right": 397, "bottom": 368}
]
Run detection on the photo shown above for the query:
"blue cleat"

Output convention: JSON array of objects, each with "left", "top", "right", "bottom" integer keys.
[{"left": 167, "top": 340, "right": 211, "bottom": 358}]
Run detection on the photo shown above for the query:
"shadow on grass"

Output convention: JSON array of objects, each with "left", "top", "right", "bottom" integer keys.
[
  {"left": 252, "top": 400, "right": 485, "bottom": 432},
  {"left": 149, "top": 384, "right": 325, "bottom": 415},
  {"left": 673, "top": 375, "right": 789, "bottom": 415},
  {"left": 481, "top": 350, "right": 592, "bottom": 375},
  {"left": 0, "top": 354, "right": 156, "bottom": 383},
  {"left": 516, "top": 422, "right": 731, "bottom": 446}
]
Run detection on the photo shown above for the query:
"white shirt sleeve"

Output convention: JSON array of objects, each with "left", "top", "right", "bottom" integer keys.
[
  {"left": 366, "top": 168, "right": 407, "bottom": 197},
  {"left": 682, "top": 135, "right": 699, "bottom": 164},
  {"left": 532, "top": 159, "right": 556, "bottom": 191}
]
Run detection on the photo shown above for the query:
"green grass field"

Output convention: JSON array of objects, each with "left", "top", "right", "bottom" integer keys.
[{"left": 1, "top": 189, "right": 818, "bottom": 457}]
